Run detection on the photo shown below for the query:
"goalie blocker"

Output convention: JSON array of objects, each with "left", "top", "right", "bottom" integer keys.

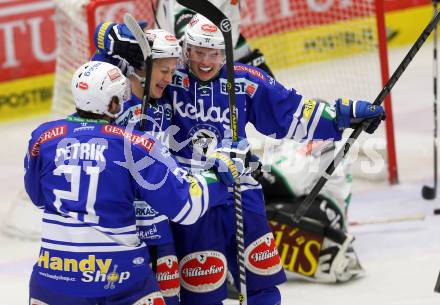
[{"left": 266, "top": 195, "right": 365, "bottom": 283}]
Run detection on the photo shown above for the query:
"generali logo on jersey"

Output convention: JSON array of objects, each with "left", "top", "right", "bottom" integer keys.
[
  {"left": 31, "top": 125, "right": 67, "bottom": 157},
  {"left": 179, "top": 250, "right": 227, "bottom": 292},
  {"left": 244, "top": 233, "right": 282, "bottom": 276},
  {"left": 156, "top": 255, "right": 180, "bottom": 297}
]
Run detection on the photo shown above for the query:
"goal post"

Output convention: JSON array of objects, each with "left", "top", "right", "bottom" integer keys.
[{"left": 52, "top": 0, "right": 398, "bottom": 184}]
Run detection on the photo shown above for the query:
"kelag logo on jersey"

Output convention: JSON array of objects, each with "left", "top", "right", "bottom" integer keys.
[
  {"left": 219, "top": 78, "right": 259, "bottom": 98},
  {"left": 173, "top": 92, "right": 231, "bottom": 130},
  {"left": 179, "top": 250, "right": 227, "bottom": 293}
]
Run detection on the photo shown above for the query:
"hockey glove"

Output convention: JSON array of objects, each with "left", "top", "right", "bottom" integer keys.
[
  {"left": 335, "top": 98, "right": 385, "bottom": 134},
  {"left": 94, "top": 22, "right": 147, "bottom": 70},
  {"left": 206, "top": 138, "right": 251, "bottom": 186}
]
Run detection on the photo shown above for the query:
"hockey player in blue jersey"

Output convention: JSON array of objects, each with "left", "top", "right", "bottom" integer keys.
[
  {"left": 93, "top": 25, "right": 183, "bottom": 304},
  {"left": 161, "top": 14, "right": 386, "bottom": 305},
  {"left": 91, "top": 14, "right": 385, "bottom": 304},
  {"left": 25, "top": 61, "right": 249, "bottom": 305}
]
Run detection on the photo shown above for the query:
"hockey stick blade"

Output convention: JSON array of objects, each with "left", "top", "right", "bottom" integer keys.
[
  {"left": 123, "top": 13, "right": 153, "bottom": 131},
  {"left": 292, "top": 10, "right": 440, "bottom": 223},
  {"left": 422, "top": 185, "right": 436, "bottom": 199},
  {"left": 123, "top": 13, "right": 151, "bottom": 59}
]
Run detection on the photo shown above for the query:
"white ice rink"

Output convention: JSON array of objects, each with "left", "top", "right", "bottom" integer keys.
[{"left": 1, "top": 42, "right": 440, "bottom": 304}]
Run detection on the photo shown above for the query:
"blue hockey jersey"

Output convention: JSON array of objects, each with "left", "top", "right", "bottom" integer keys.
[
  {"left": 165, "top": 63, "right": 342, "bottom": 167},
  {"left": 163, "top": 63, "right": 343, "bottom": 215},
  {"left": 24, "top": 115, "right": 230, "bottom": 296}
]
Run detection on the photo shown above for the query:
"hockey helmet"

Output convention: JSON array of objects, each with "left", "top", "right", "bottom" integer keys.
[
  {"left": 184, "top": 14, "right": 225, "bottom": 49},
  {"left": 71, "top": 61, "right": 130, "bottom": 118},
  {"left": 145, "top": 29, "right": 182, "bottom": 59}
]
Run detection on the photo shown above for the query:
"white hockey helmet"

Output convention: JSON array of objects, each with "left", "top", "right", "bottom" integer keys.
[
  {"left": 184, "top": 14, "right": 225, "bottom": 49},
  {"left": 145, "top": 29, "right": 182, "bottom": 59},
  {"left": 71, "top": 61, "right": 130, "bottom": 118}
]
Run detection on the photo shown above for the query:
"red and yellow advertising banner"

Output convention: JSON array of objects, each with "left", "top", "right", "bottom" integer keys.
[{"left": 0, "top": 0, "right": 55, "bottom": 120}]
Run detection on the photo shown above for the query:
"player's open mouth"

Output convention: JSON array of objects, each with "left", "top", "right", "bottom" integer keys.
[{"left": 199, "top": 66, "right": 213, "bottom": 72}]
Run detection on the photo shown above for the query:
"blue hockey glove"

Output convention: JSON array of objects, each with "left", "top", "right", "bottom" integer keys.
[
  {"left": 94, "top": 22, "right": 147, "bottom": 70},
  {"left": 206, "top": 138, "right": 251, "bottom": 186},
  {"left": 335, "top": 98, "right": 385, "bottom": 134}
]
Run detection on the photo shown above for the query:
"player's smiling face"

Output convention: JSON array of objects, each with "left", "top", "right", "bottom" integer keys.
[
  {"left": 188, "top": 46, "right": 225, "bottom": 81},
  {"left": 150, "top": 57, "right": 178, "bottom": 98}
]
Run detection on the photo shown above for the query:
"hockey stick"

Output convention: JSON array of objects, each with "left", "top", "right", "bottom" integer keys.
[
  {"left": 174, "top": 1, "right": 247, "bottom": 304},
  {"left": 424, "top": 0, "right": 439, "bottom": 201},
  {"left": 123, "top": 13, "right": 153, "bottom": 132},
  {"left": 292, "top": 10, "right": 440, "bottom": 223},
  {"left": 123, "top": 13, "right": 158, "bottom": 272}
]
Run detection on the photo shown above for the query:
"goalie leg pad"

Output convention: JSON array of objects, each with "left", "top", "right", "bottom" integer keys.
[{"left": 267, "top": 199, "right": 364, "bottom": 283}]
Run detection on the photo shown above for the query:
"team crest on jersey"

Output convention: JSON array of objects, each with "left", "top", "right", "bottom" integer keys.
[
  {"left": 133, "top": 291, "right": 166, "bottom": 305},
  {"left": 188, "top": 124, "right": 221, "bottom": 157},
  {"left": 30, "top": 299, "right": 49, "bottom": 305},
  {"left": 179, "top": 250, "right": 227, "bottom": 293},
  {"left": 219, "top": 78, "right": 259, "bottom": 97},
  {"left": 244, "top": 233, "right": 282, "bottom": 276},
  {"left": 156, "top": 255, "right": 180, "bottom": 297}
]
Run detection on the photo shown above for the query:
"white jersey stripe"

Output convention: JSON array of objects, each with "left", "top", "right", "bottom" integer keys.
[
  {"left": 41, "top": 241, "right": 146, "bottom": 253},
  {"left": 42, "top": 221, "right": 140, "bottom": 247},
  {"left": 286, "top": 96, "right": 305, "bottom": 139},
  {"left": 43, "top": 213, "right": 137, "bottom": 234},
  {"left": 307, "top": 103, "right": 325, "bottom": 140}
]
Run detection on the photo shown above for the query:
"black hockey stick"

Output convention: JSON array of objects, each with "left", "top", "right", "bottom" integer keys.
[
  {"left": 174, "top": 1, "right": 247, "bottom": 304},
  {"left": 424, "top": 0, "right": 439, "bottom": 201},
  {"left": 124, "top": 13, "right": 153, "bottom": 131},
  {"left": 292, "top": 9, "right": 440, "bottom": 223},
  {"left": 124, "top": 13, "right": 158, "bottom": 272}
]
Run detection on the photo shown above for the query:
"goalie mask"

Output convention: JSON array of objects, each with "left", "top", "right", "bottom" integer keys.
[
  {"left": 71, "top": 61, "right": 130, "bottom": 118},
  {"left": 183, "top": 14, "right": 226, "bottom": 81}
]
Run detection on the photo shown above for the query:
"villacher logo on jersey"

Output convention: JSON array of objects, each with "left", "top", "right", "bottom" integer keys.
[
  {"left": 156, "top": 255, "right": 180, "bottom": 297},
  {"left": 244, "top": 233, "right": 282, "bottom": 276},
  {"left": 179, "top": 250, "right": 227, "bottom": 293}
]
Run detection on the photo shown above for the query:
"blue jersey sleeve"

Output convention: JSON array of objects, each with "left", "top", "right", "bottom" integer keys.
[
  {"left": 131, "top": 136, "right": 231, "bottom": 225},
  {"left": 24, "top": 135, "right": 43, "bottom": 208},
  {"left": 238, "top": 64, "right": 342, "bottom": 141},
  {"left": 24, "top": 123, "right": 67, "bottom": 209}
]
